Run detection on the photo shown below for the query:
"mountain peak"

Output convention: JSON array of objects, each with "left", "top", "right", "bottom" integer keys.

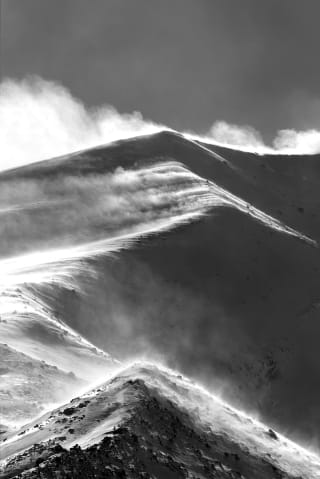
[{"left": 1, "top": 362, "right": 319, "bottom": 479}]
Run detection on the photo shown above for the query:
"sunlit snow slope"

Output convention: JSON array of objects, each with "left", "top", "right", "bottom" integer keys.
[
  {"left": 0, "top": 344, "right": 84, "bottom": 430},
  {"left": 1, "top": 130, "right": 320, "bottom": 463},
  {"left": 1, "top": 363, "right": 319, "bottom": 479}
]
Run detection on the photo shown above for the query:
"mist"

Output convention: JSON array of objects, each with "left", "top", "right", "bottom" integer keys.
[
  {"left": 0, "top": 77, "right": 164, "bottom": 171},
  {"left": 204, "top": 121, "right": 320, "bottom": 154},
  {"left": 3, "top": 77, "right": 320, "bottom": 175}
]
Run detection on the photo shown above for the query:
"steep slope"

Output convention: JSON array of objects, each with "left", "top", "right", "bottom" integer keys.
[
  {"left": 1, "top": 363, "right": 319, "bottom": 479},
  {"left": 1, "top": 131, "right": 320, "bottom": 446},
  {"left": 79, "top": 207, "right": 320, "bottom": 443},
  {"left": 0, "top": 284, "right": 117, "bottom": 380},
  {"left": 0, "top": 344, "right": 84, "bottom": 430},
  {"left": 201, "top": 140, "right": 320, "bottom": 240}
]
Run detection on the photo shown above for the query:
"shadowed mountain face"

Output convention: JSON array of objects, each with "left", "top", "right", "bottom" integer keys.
[{"left": 0, "top": 131, "right": 320, "bottom": 465}]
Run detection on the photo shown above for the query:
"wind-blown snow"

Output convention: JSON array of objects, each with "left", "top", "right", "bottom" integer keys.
[
  {"left": 117, "top": 362, "right": 320, "bottom": 478},
  {"left": 1, "top": 362, "right": 320, "bottom": 478},
  {"left": 0, "top": 153, "right": 315, "bottom": 379},
  {"left": 3, "top": 76, "right": 320, "bottom": 174},
  {"left": 1, "top": 79, "right": 320, "bottom": 473}
]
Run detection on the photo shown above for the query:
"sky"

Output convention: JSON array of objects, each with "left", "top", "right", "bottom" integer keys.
[{"left": 2, "top": 0, "right": 320, "bottom": 144}]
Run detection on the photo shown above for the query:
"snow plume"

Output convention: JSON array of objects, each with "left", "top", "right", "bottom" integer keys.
[
  {"left": 273, "top": 128, "right": 320, "bottom": 154},
  {"left": 0, "top": 159, "right": 217, "bottom": 382},
  {"left": 3, "top": 76, "right": 320, "bottom": 170},
  {"left": 0, "top": 76, "right": 164, "bottom": 171},
  {"left": 0, "top": 161, "right": 218, "bottom": 263},
  {"left": 198, "top": 120, "right": 320, "bottom": 154},
  {"left": 203, "top": 120, "right": 266, "bottom": 152}
]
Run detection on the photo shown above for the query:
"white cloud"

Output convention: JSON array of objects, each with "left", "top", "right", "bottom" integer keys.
[
  {"left": 198, "top": 120, "right": 320, "bottom": 155},
  {"left": 0, "top": 76, "right": 163, "bottom": 171},
  {"left": 2, "top": 76, "right": 320, "bottom": 170},
  {"left": 205, "top": 120, "right": 265, "bottom": 151},
  {"left": 273, "top": 129, "right": 320, "bottom": 154}
]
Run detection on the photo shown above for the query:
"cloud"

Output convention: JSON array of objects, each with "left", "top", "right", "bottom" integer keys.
[
  {"left": 273, "top": 128, "right": 320, "bottom": 154},
  {"left": 203, "top": 121, "right": 320, "bottom": 155},
  {"left": 0, "top": 76, "right": 164, "bottom": 171},
  {"left": 2, "top": 76, "right": 320, "bottom": 175},
  {"left": 205, "top": 120, "right": 265, "bottom": 151}
]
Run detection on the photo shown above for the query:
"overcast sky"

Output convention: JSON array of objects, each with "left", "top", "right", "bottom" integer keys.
[{"left": 2, "top": 0, "right": 320, "bottom": 142}]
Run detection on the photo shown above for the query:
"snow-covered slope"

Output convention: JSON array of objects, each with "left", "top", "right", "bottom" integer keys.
[
  {"left": 1, "top": 363, "right": 319, "bottom": 478},
  {"left": 0, "top": 284, "right": 117, "bottom": 380},
  {"left": 0, "top": 344, "right": 84, "bottom": 431},
  {"left": 1, "top": 130, "right": 320, "bottom": 466}
]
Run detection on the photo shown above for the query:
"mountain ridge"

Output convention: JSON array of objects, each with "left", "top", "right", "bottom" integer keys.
[
  {"left": 1, "top": 362, "right": 319, "bottom": 479},
  {"left": 1, "top": 131, "right": 320, "bottom": 472}
]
